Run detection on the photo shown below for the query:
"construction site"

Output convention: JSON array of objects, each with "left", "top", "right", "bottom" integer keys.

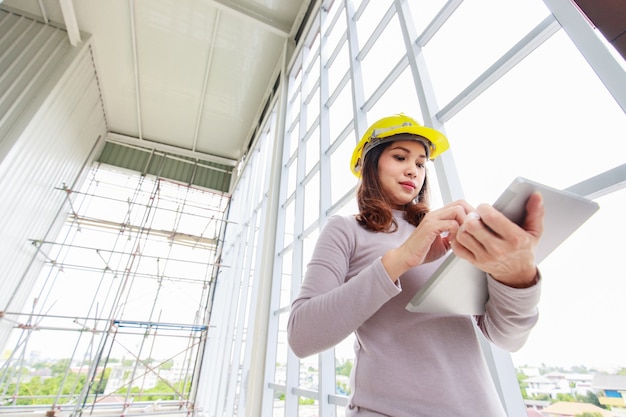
[{"left": 0, "top": 1, "right": 624, "bottom": 416}]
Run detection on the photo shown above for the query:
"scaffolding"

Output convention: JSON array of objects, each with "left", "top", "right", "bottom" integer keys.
[{"left": 0, "top": 163, "right": 230, "bottom": 416}]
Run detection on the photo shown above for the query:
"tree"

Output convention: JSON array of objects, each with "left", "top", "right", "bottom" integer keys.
[
  {"left": 50, "top": 359, "right": 71, "bottom": 375},
  {"left": 336, "top": 359, "right": 352, "bottom": 377},
  {"left": 577, "top": 392, "right": 606, "bottom": 409},
  {"left": 517, "top": 372, "right": 529, "bottom": 399},
  {"left": 556, "top": 393, "right": 576, "bottom": 402}
]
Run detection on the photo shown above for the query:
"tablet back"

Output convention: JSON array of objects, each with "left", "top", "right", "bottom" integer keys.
[{"left": 405, "top": 177, "right": 600, "bottom": 315}]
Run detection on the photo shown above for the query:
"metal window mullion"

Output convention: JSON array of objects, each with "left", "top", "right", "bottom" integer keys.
[
  {"left": 352, "top": 0, "right": 369, "bottom": 21},
  {"left": 217, "top": 170, "right": 255, "bottom": 417},
  {"left": 326, "top": 118, "right": 352, "bottom": 161},
  {"left": 224, "top": 219, "right": 257, "bottom": 413},
  {"left": 259, "top": 43, "right": 291, "bottom": 417},
  {"left": 191, "top": 256, "right": 231, "bottom": 411},
  {"left": 565, "top": 163, "right": 626, "bottom": 200},
  {"left": 355, "top": 2, "right": 395, "bottom": 62},
  {"left": 278, "top": 240, "right": 294, "bottom": 258},
  {"left": 214, "top": 224, "right": 249, "bottom": 417},
  {"left": 329, "top": 394, "right": 349, "bottom": 406},
  {"left": 286, "top": 147, "right": 298, "bottom": 167},
  {"left": 289, "top": 82, "right": 302, "bottom": 107},
  {"left": 324, "top": 30, "right": 347, "bottom": 69},
  {"left": 543, "top": 0, "right": 626, "bottom": 113},
  {"left": 362, "top": 54, "right": 408, "bottom": 112},
  {"left": 327, "top": 69, "right": 350, "bottom": 108},
  {"left": 436, "top": 15, "right": 561, "bottom": 123},
  {"left": 303, "top": 115, "right": 321, "bottom": 140},
  {"left": 396, "top": 0, "right": 463, "bottom": 202},
  {"left": 284, "top": 41, "right": 311, "bottom": 417},
  {"left": 415, "top": 0, "right": 463, "bottom": 47},
  {"left": 324, "top": 0, "right": 345, "bottom": 39},
  {"left": 344, "top": 0, "right": 368, "bottom": 146},
  {"left": 237, "top": 145, "right": 274, "bottom": 410},
  {"left": 328, "top": 184, "right": 358, "bottom": 217},
  {"left": 306, "top": 44, "right": 321, "bottom": 75},
  {"left": 302, "top": 161, "right": 320, "bottom": 186},
  {"left": 283, "top": 188, "right": 296, "bottom": 207},
  {"left": 202, "top": 262, "right": 237, "bottom": 414},
  {"left": 230, "top": 202, "right": 263, "bottom": 414},
  {"left": 317, "top": 8, "right": 337, "bottom": 415}
]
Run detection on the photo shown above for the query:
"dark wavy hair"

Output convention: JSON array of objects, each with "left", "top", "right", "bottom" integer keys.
[{"left": 356, "top": 141, "right": 430, "bottom": 232}]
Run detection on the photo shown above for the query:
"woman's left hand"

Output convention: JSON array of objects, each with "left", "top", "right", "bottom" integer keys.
[{"left": 450, "top": 192, "right": 544, "bottom": 288}]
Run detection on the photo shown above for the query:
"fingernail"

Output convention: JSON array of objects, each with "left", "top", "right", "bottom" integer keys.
[{"left": 467, "top": 211, "right": 480, "bottom": 220}]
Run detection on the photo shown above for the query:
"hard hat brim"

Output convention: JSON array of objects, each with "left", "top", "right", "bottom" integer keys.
[{"left": 350, "top": 125, "right": 449, "bottom": 177}]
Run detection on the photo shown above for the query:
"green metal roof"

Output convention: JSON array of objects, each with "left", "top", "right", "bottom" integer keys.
[{"left": 97, "top": 141, "right": 232, "bottom": 193}]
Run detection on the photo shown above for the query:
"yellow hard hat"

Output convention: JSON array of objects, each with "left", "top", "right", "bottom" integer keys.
[{"left": 350, "top": 113, "right": 450, "bottom": 177}]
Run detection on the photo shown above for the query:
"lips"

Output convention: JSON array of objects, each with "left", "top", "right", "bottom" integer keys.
[{"left": 400, "top": 181, "right": 416, "bottom": 190}]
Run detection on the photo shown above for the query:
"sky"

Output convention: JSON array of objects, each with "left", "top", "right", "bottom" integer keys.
[{"left": 439, "top": 37, "right": 626, "bottom": 371}]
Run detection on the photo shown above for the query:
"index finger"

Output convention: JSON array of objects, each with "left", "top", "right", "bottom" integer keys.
[
  {"left": 474, "top": 202, "right": 520, "bottom": 238},
  {"left": 444, "top": 200, "right": 474, "bottom": 222}
]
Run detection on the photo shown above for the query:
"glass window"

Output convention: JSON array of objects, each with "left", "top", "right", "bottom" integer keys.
[
  {"left": 422, "top": 0, "right": 549, "bottom": 107},
  {"left": 263, "top": 1, "right": 626, "bottom": 416},
  {"left": 360, "top": 14, "right": 406, "bottom": 100},
  {"left": 303, "top": 172, "right": 320, "bottom": 230},
  {"left": 327, "top": 80, "right": 353, "bottom": 142},
  {"left": 330, "top": 134, "right": 356, "bottom": 205},
  {"left": 444, "top": 30, "right": 626, "bottom": 204}
]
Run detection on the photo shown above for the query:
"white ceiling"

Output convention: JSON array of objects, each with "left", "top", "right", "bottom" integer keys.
[{"left": 2, "top": 0, "right": 312, "bottom": 166}]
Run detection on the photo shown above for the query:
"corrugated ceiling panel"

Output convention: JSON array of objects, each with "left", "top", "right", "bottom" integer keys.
[
  {"left": 97, "top": 141, "right": 232, "bottom": 193},
  {"left": 0, "top": 10, "right": 68, "bottom": 158},
  {"left": 98, "top": 141, "right": 151, "bottom": 173},
  {"left": 192, "top": 164, "right": 230, "bottom": 193}
]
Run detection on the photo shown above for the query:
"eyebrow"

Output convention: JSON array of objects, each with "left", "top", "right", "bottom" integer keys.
[{"left": 389, "top": 145, "right": 427, "bottom": 159}]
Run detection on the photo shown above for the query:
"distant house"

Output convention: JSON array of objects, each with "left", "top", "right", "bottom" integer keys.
[
  {"left": 524, "top": 370, "right": 596, "bottom": 399},
  {"left": 526, "top": 408, "right": 544, "bottom": 417},
  {"left": 593, "top": 374, "right": 626, "bottom": 412},
  {"left": 525, "top": 375, "right": 559, "bottom": 398},
  {"left": 541, "top": 401, "right": 614, "bottom": 417}
]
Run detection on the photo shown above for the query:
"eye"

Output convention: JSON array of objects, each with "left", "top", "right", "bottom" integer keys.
[
  {"left": 393, "top": 155, "right": 406, "bottom": 161},
  {"left": 416, "top": 162, "right": 425, "bottom": 169}
]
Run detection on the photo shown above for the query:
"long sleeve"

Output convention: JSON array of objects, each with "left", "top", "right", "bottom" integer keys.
[
  {"left": 287, "top": 216, "right": 400, "bottom": 358},
  {"left": 476, "top": 272, "right": 542, "bottom": 352},
  {"left": 285, "top": 212, "right": 541, "bottom": 417}
]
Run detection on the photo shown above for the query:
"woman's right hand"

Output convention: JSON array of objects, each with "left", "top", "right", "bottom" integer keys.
[{"left": 381, "top": 200, "right": 473, "bottom": 282}]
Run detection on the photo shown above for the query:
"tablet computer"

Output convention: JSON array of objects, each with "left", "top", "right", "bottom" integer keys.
[{"left": 405, "top": 177, "right": 600, "bottom": 315}]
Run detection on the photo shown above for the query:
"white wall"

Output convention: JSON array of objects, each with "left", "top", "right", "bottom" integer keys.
[{"left": 0, "top": 10, "right": 107, "bottom": 349}]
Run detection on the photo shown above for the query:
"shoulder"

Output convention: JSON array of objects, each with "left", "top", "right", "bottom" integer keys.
[
  {"left": 323, "top": 214, "right": 363, "bottom": 234},
  {"left": 326, "top": 213, "right": 357, "bottom": 226},
  {"left": 318, "top": 214, "right": 364, "bottom": 246}
]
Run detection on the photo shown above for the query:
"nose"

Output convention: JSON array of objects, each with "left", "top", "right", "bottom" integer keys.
[{"left": 405, "top": 164, "right": 417, "bottom": 178}]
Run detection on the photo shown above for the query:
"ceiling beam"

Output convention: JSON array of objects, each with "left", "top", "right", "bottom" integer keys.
[
  {"left": 208, "top": 0, "right": 291, "bottom": 37},
  {"left": 107, "top": 132, "right": 238, "bottom": 167},
  {"left": 58, "top": 0, "right": 81, "bottom": 46},
  {"left": 192, "top": 10, "right": 221, "bottom": 153}
]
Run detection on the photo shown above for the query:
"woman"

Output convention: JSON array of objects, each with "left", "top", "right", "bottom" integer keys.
[{"left": 287, "top": 113, "right": 544, "bottom": 416}]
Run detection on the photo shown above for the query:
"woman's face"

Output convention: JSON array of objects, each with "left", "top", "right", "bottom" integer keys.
[{"left": 377, "top": 140, "right": 428, "bottom": 209}]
